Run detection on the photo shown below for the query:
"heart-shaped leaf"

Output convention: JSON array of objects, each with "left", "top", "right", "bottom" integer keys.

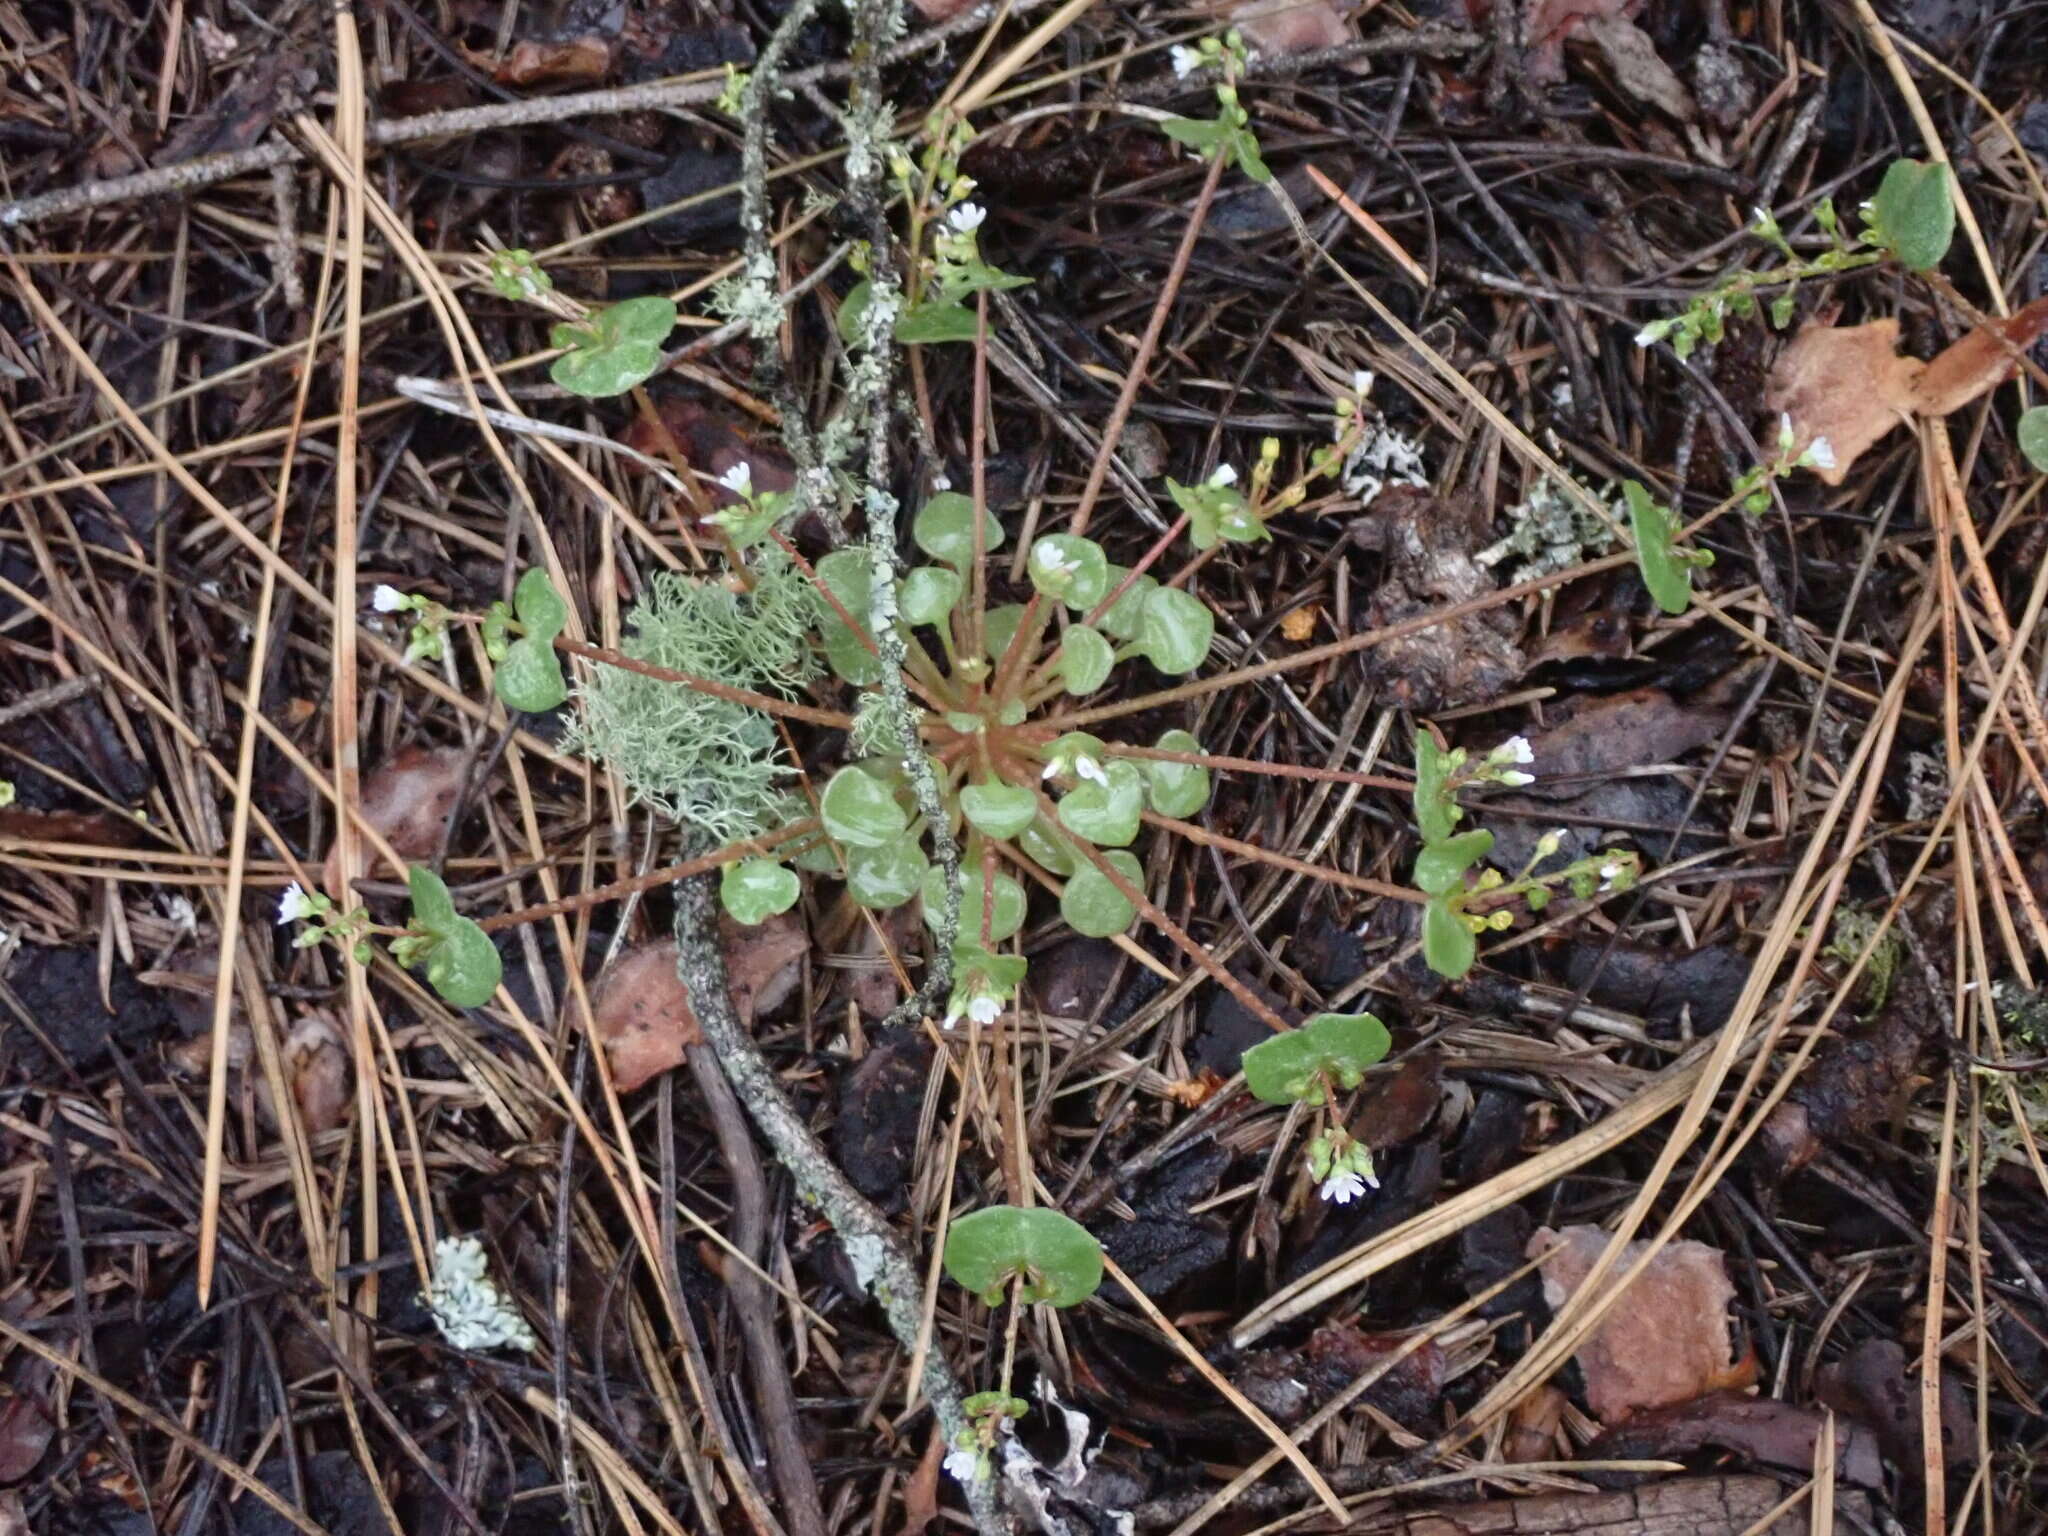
[
  {"left": 942, "top": 1206, "right": 1104, "bottom": 1308},
  {"left": 960, "top": 782, "right": 1037, "bottom": 840},
  {"left": 1240, "top": 1009, "right": 1393, "bottom": 1103},
  {"left": 405, "top": 865, "right": 503, "bottom": 1008},
  {"left": 1027, "top": 535, "right": 1111, "bottom": 610},
  {"left": 1136, "top": 585, "right": 1213, "bottom": 674},
  {"left": 494, "top": 568, "right": 570, "bottom": 713},
  {"left": 1059, "top": 850, "right": 1142, "bottom": 937},
  {"left": 820, "top": 764, "right": 907, "bottom": 848},
  {"left": 845, "top": 838, "right": 928, "bottom": 909},
  {"left": 1096, "top": 566, "right": 1157, "bottom": 641},
  {"left": 1140, "top": 729, "right": 1211, "bottom": 818},
  {"left": 1422, "top": 893, "right": 1477, "bottom": 978},
  {"left": 720, "top": 858, "right": 800, "bottom": 924},
  {"left": 898, "top": 565, "right": 962, "bottom": 627},
  {"left": 549, "top": 294, "right": 677, "bottom": 397},
  {"left": 1057, "top": 761, "right": 1144, "bottom": 847},
  {"left": 923, "top": 864, "right": 1026, "bottom": 944},
  {"left": 1867, "top": 158, "right": 1954, "bottom": 273},
  {"left": 1058, "top": 625, "right": 1114, "bottom": 695},
  {"left": 1413, "top": 829, "right": 1494, "bottom": 896},
  {"left": 914, "top": 492, "right": 1005, "bottom": 568},
  {"left": 1016, "top": 817, "right": 1077, "bottom": 876}
]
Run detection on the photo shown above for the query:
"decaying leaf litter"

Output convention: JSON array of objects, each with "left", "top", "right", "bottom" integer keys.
[{"left": 2, "top": 0, "right": 2047, "bottom": 1532}]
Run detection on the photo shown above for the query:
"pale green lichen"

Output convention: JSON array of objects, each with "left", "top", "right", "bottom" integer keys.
[
  {"left": 1479, "top": 473, "right": 1620, "bottom": 582},
  {"left": 569, "top": 551, "right": 823, "bottom": 840},
  {"left": 424, "top": 1236, "right": 537, "bottom": 1353}
]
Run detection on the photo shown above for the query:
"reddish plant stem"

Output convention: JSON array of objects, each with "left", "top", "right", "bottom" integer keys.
[
  {"left": 479, "top": 819, "right": 819, "bottom": 930},
  {"left": 1141, "top": 811, "right": 1420, "bottom": 903}
]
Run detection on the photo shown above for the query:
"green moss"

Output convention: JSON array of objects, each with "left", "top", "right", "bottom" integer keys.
[{"left": 569, "top": 551, "right": 823, "bottom": 841}]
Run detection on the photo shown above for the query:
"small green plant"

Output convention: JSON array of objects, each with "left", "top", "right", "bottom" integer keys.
[
  {"left": 482, "top": 567, "right": 571, "bottom": 713},
  {"left": 1730, "top": 413, "right": 1838, "bottom": 513},
  {"left": 942, "top": 1205, "right": 1103, "bottom": 1307},
  {"left": 1624, "top": 480, "right": 1712, "bottom": 616},
  {"left": 1822, "top": 907, "right": 1903, "bottom": 1017},
  {"left": 278, "top": 865, "right": 502, "bottom": 1010},
  {"left": 549, "top": 294, "right": 678, "bottom": 398},
  {"left": 1634, "top": 159, "right": 1955, "bottom": 360},
  {"left": 1408, "top": 731, "right": 1641, "bottom": 979},
  {"left": 1160, "top": 31, "right": 1270, "bottom": 184},
  {"left": 1241, "top": 1011, "right": 1391, "bottom": 1202},
  {"left": 372, "top": 584, "right": 451, "bottom": 666},
  {"left": 945, "top": 1391, "right": 1030, "bottom": 1487}
]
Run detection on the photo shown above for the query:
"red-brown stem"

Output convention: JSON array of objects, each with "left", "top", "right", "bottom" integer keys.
[
  {"left": 479, "top": 819, "right": 819, "bottom": 930},
  {"left": 968, "top": 291, "right": 991, "bottom": 666},
  {"left": 1081, "top": 511, "right": 1193, "bottom": 630},
  {"left": 1141, "top": 811, "right": 1420, "bottom": 903},
  {"left": 770, "top": 529, "right": 953, "bottom": 709},
  {"left": 555, "top": 636, "right": 855, "bottom": 728},
  {"left": 1034, "top": 792, "right": 1291, "bottom": 1032},
  {"left": 1105, "top": 743, "right": 1410, "bottom": 792}
]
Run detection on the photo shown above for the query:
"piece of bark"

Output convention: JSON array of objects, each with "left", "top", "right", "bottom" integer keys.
[
  {"left": 1356, "top": 488, "right": 1525, "bottom": 712},
  {"left": 1755, "top": 969, "right": 1937, "bottom": 1180},
  {"left": 1585, "top": 1390, "right": 1884, "bottom": 1488},
  {"left": 1357, "top": 1474, "right": 1869, "bottom": 1535}
]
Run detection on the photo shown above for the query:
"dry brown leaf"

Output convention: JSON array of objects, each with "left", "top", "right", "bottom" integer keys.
[
  {"left": 1911, "top": 294, "right": 2048, "bottom": 417},
  {"left": 1528, "top": 1224, "right": 1756, "bottom": 1424},
  {"left": 589, "top": 914, "right": 806, "bottom": 1093},
  {"left": 1229, "top": 0, "right": 1361, "bottom": 69},
  {"left": 895, "top": 1425, "right": 945, "bottom": 1535},
  {"left": 1504, "top": 1383, "right": 1571, "bottom": 1463},
  {"left": 283, "top": 1010, "right": 352, "bottom": 1134},
  {"left": 324, "top": 744, "right": 469, "bottom": 891},
  {"left": 482, "top": 35, "right": 614, "bottom": 88},
  {"left": 1580, "top": 15, "right": 1695, "bottom": 122},
  {"left": 1519, "top": 0, "right": 1640, "bottom": 84},
  {"left": 1762, "top": 318, "right": 1922, "bottom": 487},
  {"left": 1767, "top": 299, "right": 2048, "bottom": 484}
]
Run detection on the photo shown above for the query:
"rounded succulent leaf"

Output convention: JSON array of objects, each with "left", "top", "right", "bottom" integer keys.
[
  {"left": 406, "top": 865, "right": 502, "bottom": 1009},
  {"left": 2019, "top": 407, "right": 2048, "bottom": 473},
  {"left": 960, "top": 782, "right": 1037, "bottom": 841},
  {"left": 924, "top": 864, "right": 1026, "bottom": 944},
  {"left": 1097, "top": 566, "right": 1157, "bottom": 642},
  {"left": 1136, "top": 586, "right": 1213, "bottom": 674},
  {"left": 820, "top": 764, "right": 907, "bottom": 848},
  {"left": 1016, "top": 818, "right": 1077, "bottom": 876},
  {"left": 821, "top": 620, "right": 885, "bottom": 684},
  {"left": 1422, "top": 892, "right": 1477, "bottom": 978},
  {"left": 898, "top": 565, "right": 963, "bottom": 627},
  {"left": 914, "top": 492, "right": 1005, "bottom": 568},
  {"left": 1868, "top": 158, "right": 1954, "bottom": 272},
  {"left": 1059, "top": 851, "right": 1142, "bottom": 937},
  {"left": 548, "top": 295, "right": 677, "bottom": 398},
  {"left": 720, "top": 858, "right": 800, "bottom": 924},
  {"left": 1058, "top": 625, "right": 1114, "bottom": 695},
  {"left": 942, "top": 1206, "right": 1104, "bottom": 1308},
  {"left": 1141, "top": 729, "right": 1210, "bottom": 817},
  {"left": 1240, "top": 1030, "right": 1325, "bottom": 1104},
  {"left": 845, "top": 838, "right": 928, "bottom": 909},
  {"left": 1412, "top": 829, "right": 1494, "bottom": 896},
  {"left": 1056, "top": 760, "right": 1144, "bottom": 848}
]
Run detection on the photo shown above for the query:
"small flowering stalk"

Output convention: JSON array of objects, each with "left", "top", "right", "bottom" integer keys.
[
  {"left": 1730, "top": 412, "right": 1837, "bottom": 512},
  {"left": 371, "top": 584, "right": 451, "bottom": 666},
  {"left": 1159, "top": 30, "right": 1270, "bottom": 183},
  {"left": 946, "top": 1391, "right": 1030, "bottom": 1487},
  {"left": 1409, "top": 730, "right": 1643, "bottom": 978},
  {"left": 276, "top": 882, "right": 374, "bottom": 965},
  {"left": 1165, "top": 373, "right": 1380, "bottom": 551},
  {"left": 707, "top": 461, "right": 794, "bottom": 549},
  {"left": 1306, "top": 1125, "right": 1379, "bottom": 1204}
]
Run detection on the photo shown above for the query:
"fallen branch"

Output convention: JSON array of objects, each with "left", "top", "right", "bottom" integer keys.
[{"left": 669, "top": 871, "right": 1006, "bottom": 1536}]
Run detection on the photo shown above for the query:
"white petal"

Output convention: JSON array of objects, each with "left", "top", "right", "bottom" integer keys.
[
  {"left": 1502, "top": 735, "right": 1534, "bottom": 764},
  {"left": 718, "top": 462, "right": 753, "bottom": 494},
  {"left": 277, "top": 883, "right": 310, "bottom": 924},
  {"left": 947, "top": 202, "right": 986, "bottom": 234},
  {"left": 1170, "top": 44, "right": 1201, "bottom": 78},
  {"left": 1074, "top": 755, "right": 1107, "bottom": 786},
  {"left": 371, "top": 584, "right": 409, "bottom": 613},
  {"left": 1041, "top": 760, "right": 1062, "bottom": 781},
  {"left": 1498, "top": 769, "right": 1534, "bottom": 786},
  {"left": 943, "top": 1448, "right": 983, "bottom": 1485},
  {"left": 969, "top": 994, "right": 1002, "bottom": 1025},
  {"left": 1207, "top": 463, "right": 1238, "bottom": 487},
  {"left": 1806, "top": 437, "right": 1837, "bottom": 471},
  {"left": 1352, "top": 369, "right": 1375, "bottom": 398}
]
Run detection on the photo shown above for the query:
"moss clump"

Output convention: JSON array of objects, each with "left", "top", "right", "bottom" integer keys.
[{"left": 570, "top": 550, "right": 823, "bottom": 841}]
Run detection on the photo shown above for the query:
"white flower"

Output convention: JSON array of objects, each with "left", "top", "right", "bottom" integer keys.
[
  {"left": 1497, "top": 769, "right": 1535, "bottom": 787},
  {"left": 932, "top": 473, "right": 952, "bottom": 491},
  {"left": 717, "top": 462, "right": 753, "bottom": 495},
  {"left": 944, "top": 1447, "right": 984, "bottom": 1485},
  {"left": 1352, "top": 369, "right": 1375, "bottom": 399},
  {"left": 1777, "top": 412, "right": 1797, "bottom": 453},
  {"left": 276, "top": 883, "right": 315, "bottom": 925},
  {"left": 1319, "top": 1169, "right": 1368, "bottom": 1205},
  {"left": 1497, "top": 736, "right": 1535, "bottom": 765},
  {"left": 1072, "top": 754, "right": 1108, "bottom": 786},
  {"left": 1032, "top": 541, "right": 1080, "bottom": 580},
  {"left": 1170, "top": 43, "right": 1202, "bottom": 78},
  {"left": 1206, "top": 463, "right": 1238, "bottom": 488},
  {"left": 968, "top": 993, "right": 1002, "bottom": 1026},
  {"left": 948, "top": 202, "right": 987, "bottom": 234},
  {"left": 1805, "top": 436, "right": 1837, "bottom": 471},
  {"left": 371, "top": 584, "right": 409, "bottom": 614},
  {"left": 1041, "top": 759, "right": 1063, "bottom": 781},
  {"left": 1634, "top": 320, "right": 1668, "bottom": 348}
]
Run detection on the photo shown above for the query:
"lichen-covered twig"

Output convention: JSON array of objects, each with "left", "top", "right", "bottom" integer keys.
[{"left": 670, "top": 873, "right": 1005, "bottom": 1536}]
